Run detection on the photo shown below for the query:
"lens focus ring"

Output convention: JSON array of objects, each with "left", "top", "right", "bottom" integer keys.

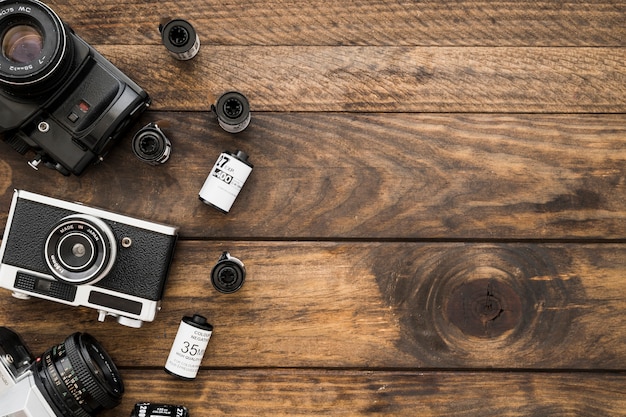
[
  {"left": 65, "top": 333, "right": 123, "bottom": 411},
  {"left": 36, "top": 333, "right": 124, "bottom": 416}
]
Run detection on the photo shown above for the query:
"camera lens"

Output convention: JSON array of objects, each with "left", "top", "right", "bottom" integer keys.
[
  {"left": 35, "top": 332, "right": 124, "bottom": 417},
  {"left": 1, "top": 24, "right": 44, "bottom": 63},
  {"left": 45, "top": 214, "right": 117, "bottom": 285},
  {"left": 57, "top": 232, "right": 96, "bottom": 270},
  {"left": 0, "top": 0, "right": 72, "bottom": 95}
]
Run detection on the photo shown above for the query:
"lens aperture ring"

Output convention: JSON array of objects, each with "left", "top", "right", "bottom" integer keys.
[
  {"left": 65, "top": 333, "right": 123, "bottom": 411},
  {"left": 37, "top": 341, "right": 91, "bottom": 417}
]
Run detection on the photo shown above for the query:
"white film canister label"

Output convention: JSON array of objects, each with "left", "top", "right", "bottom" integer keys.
[
  {"left": 199, "top": 151, "right": 253, "bottom": 213},
  {"left": 164, "top": 315, "right": 213, "bottom": 380}
]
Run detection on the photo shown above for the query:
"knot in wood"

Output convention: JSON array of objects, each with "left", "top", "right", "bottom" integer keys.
[{"left": 446, "top": 278, "right": 521, "bottom": 338}]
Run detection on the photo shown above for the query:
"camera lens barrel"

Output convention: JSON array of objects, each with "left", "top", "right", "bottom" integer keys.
[
  {"left": 213, "top": 91, "right": 251, "bottom": 133},
  {"left": 0, "top": 0, "right": 72, "bottom": 95},
  {"left": 159, "top": 19, "right": 199, "bottom": 61},
  {"left": 132, "top": 122, "right": 172, "bottom": 165},
  {"left": 35, "top": 332, "right": 123, "bottom": 417}
]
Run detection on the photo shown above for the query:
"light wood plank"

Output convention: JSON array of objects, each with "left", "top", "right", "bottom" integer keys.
[
  {"left": 47, "top": 0, "right": 626, "bottom": 47},
  {"left": 96, "top": 46, "right": 626, "bottom": 113},
  {"left": 2, "top": 113, "right": 624, "bottom": 240}
]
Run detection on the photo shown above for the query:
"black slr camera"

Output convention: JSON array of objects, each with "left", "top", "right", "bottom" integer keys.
[
  {"left": 0, "top": 190, "right": 179, "bottom": 327},
  {"left": 0, "top": 0, "right": 150, "bottom": 176},
  {"left": 0, "top": 327, "right": 123, "bottom": 416}
]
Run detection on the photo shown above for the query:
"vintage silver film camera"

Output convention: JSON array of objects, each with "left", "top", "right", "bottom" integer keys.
[
  {"left": 0, "top": 327, "right": 123, "bottom": 416},
  {"left": 0, "top": 190, "right": 178, "bottom": 328}
]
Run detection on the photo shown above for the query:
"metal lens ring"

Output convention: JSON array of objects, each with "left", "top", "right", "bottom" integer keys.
[
  {"left": 45, "top": 214, "right": 117, "bottom": 285},
  {"left": 35, "top": 332, "right": 124, "bottom": 417},
  {"left": 0, "top": 0, "right": 68, "bottom": 88},
  {"left": 211, "top": 251, "right": 246, "bottom": 293}
]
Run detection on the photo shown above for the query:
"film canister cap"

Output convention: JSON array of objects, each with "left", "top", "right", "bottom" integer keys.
[
  {"left": 211, "top": 252, "right": 246, "bottom": 293},
  {"left": 159, "top": 18, "right": 200, "bottom": 60}
]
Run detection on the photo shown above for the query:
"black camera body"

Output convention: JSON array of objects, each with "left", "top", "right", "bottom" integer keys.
[
  {"left": 0, "top": 327, "right": 124, "bottom": 416},
  {"left": 0, "top": 0, "right": 150, "bottom": 176},
  {"left": 0, "top": 190, "right": 179, "bottom": 327}
]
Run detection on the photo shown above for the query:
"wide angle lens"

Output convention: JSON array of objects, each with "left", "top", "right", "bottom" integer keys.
[
  {"left": 1, "top": 24, "right": 44, "bottom": 63},
  {"left": 35, "top": 332, "right": 124, "bottom": 417}
]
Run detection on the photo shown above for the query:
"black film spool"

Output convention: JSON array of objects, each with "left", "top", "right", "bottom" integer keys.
[
  {"left": 159, "top": 19, "right": 200, "bottom": 60},
  {"left": 132, "top": 122, "right": 172, "bottom": 165},
  {"left": 211, "top": 252, "right": 246, "bottom": 293},
  {"left": 212, "top": 92, "right": 251, "bottom": 133}
]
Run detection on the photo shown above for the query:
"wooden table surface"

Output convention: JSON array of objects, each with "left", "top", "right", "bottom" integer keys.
[{"left": 1, "top": 1, "right": 625, "bottom": 416}]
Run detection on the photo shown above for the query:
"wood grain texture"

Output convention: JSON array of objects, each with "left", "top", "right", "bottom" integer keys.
[
  {"left": 46, "top": 0, "right": 626, "bottom": 47},
  {"left": 94, "top": 370, "right": 626, "bottom": 417},
  {"left": 0, "top": 1, "right": 624, "bottom": 415},
  {"left": 2, "top": 113, "right": 624, "bottom": 240},
  {"left": 95, "top": 46, "right": 626, "bottom": 112},
  {"left": 2, "top": 242, "right": 624, "bottom": 370}
]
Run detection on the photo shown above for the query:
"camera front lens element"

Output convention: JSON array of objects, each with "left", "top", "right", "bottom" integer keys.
[
  {"left": 0, "top": 0, "right": 70, "bottom": 96},
  {"left": 45, "top": 214, "right": 117, "bottom": 285},
  {"left": 2, "top": 24, "right": 44, "bottom": 63},
  {"left": 57, "top": 232, "right": 96, "bottom": 271}
]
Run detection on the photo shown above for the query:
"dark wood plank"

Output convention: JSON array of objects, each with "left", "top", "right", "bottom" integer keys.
[
  {"left": 47, "top": 0, "right": 626, "bottom": 47},
  {"left": 2, "top": 113, "right": 624, "bottom": 240},
  {"left": 95, "top": 370, "right": 626, "bottom": 417},
  {"left": 96, "top": 46, "right": 626, "bottom": 113},
  {"left": 2, "top": 242, "right": 624, "bottom": 370}
]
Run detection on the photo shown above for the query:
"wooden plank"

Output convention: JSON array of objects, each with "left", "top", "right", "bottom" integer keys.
[
  {"left": 2, "top": 242, "right": 624, "bottom": 370},
  {"left": 83, "top": 370, "right": 626, "bottom": 416},
  {"left": 96, "top": 46, "right": 626, "bottom": 113},
  {"left": 47, "top": 0, "right": 626, "bottom": 47},
  {"left": 2, "top": 113, "right": 624, "bottom": 240}
]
